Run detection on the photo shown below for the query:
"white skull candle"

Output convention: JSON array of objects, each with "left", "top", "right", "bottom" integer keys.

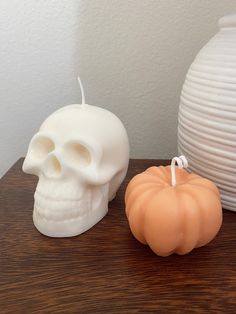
[{"left": 23, "top": 79, "right": 129, "bottom": 237}]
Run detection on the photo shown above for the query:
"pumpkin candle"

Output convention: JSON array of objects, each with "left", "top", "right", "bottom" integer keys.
[{"left": 125, "top": 156, "right": 222, "bottom": 257}]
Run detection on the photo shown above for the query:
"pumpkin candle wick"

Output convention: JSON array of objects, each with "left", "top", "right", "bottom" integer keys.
[
  {"left": 77, "top": 76, "right": 86, "bottom": 108},
  {"left": 171, "top": 156, "right": 188, "bottom": 187}
]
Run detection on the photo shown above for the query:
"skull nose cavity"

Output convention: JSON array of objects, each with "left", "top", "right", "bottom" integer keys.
[{"left": 44, "top": 155, "right": 62, "bottom": 177}]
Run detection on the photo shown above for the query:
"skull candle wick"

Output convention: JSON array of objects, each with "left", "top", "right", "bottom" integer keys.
[{"left": 23, "top": 77, "right": 130, "bottom": 237}]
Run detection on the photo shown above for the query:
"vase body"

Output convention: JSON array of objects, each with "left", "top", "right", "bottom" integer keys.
[{"left": 178, "top": 15, "right": 236, "bottom": 211}]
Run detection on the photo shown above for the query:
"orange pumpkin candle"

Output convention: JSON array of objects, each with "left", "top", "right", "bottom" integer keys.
[{"left": 125, "top": 156, "right": 222, "bottom": 257}]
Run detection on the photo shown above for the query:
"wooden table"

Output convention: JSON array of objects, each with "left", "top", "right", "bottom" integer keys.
[{"left": 0, "top": 159, "right": 235, "bottom": 313}]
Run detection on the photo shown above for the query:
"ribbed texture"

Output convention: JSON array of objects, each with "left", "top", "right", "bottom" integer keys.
[
  {"left": 178, "top": 15, "right": 236, "bottom": 212},
  {"left": 125, "top": 166, "right": 222, "bottom": 256}
]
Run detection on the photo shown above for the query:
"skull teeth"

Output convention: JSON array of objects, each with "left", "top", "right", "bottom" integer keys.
[
  {"left": 35, "top": 205, "right": 82, "bottom": 221},
  {"left": 34, "top": 192, "right": 90, "bottom": 221}
]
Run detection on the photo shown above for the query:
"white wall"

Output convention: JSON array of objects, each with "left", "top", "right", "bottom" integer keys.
[{"left": 0, "top": 0, "right": 235, "bottom": 176}]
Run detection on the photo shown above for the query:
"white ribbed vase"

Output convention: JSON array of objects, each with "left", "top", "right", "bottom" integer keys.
[{"left": 178, "top": 14, "right": 236, "bottom": 212}]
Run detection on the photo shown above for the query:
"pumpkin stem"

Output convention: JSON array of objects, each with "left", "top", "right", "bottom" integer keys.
[
  {"left": 171, "top": 156, "right": 188, "bottom": 186},
  {"left": 77, "top": 76, "right": 86, "bottom": 107}
]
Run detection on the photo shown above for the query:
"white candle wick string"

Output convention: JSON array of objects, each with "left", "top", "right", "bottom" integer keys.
[
  {"left": 171, "top": 155, "right": 188, "bottom": 187},
  {"left": 77, "top": 76, "right": 86, "bottom": 107}
]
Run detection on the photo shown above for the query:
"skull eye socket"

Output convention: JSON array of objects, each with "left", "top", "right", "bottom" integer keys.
[
  {"left": 30, "top": 136, "right": 55, "bottom": 160},
  {"left": 64, "top": 143, "right": 91, "bottom": 168}
]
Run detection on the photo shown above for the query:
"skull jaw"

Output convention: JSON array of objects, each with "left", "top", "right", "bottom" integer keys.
[{"left": 33, "top": 196, "right": 108, "bottom": 237}]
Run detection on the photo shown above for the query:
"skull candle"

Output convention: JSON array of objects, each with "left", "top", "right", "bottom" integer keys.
[{"left": 23, "top": 103, "right": 129, "bottom": 237}]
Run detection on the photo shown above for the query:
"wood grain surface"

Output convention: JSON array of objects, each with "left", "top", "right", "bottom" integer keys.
[{"left": 0, "top": 158, "right": 235, "bottom": 314}]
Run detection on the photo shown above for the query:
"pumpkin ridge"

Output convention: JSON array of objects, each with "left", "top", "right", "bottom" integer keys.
[
  {"left": 143, "top": 188, "right": 183, "bottom": 256},
  {"left": 125, "top": 174, "right": 152, "bottom": 203},
  {"left": 127, "top": 185, "right": 165, "bottom": 244},
  {"left": 178, "top": 184, "right": 222, "bottom": 247},
  {"left": 175, "top": 189, "right": 201, "bottom": 254},
  {"left": 144, "top": 174, "right": 170, "bottom": 186},
  {"left": 126, "top": 183, "right": 164, "bottom": 216},
  {"left": 125, "top": 171, "right": 169, "bottom": 206},
  {"left": 130, "top": 171, "right": 167, "bottom": 186},
  {"left": 165, "top": 187, "right": 185, "bottom": 254},
  {"left": 184, "top": 179, "right": 220, "bottom": 197},
  {"left": 139, "top": 174, "right": 167, "bottom": 185},
  {"left": 137, "top": 172, "right": 166, "bottom": 184},
  {"left": 126, "top": 184, "right": 165, "bottom": 215},
  {"left": 145, "top": 166, "right": 170, "bottom": 182},
  {"left": 160, "top": 166, "right": 173, "bottom": 183},
  {"left": 127, "top": 181, "right": 165, "bottom": 198}
]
